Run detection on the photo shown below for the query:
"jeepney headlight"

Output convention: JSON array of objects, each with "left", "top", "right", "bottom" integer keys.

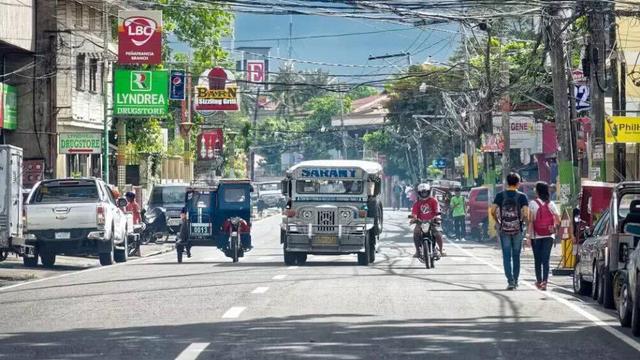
[
  {"left": 339, "top": 209, "right": 353, "bottom": 221},
  {"left": 300, "top": 209, "right": 313, "bottom": 220}
]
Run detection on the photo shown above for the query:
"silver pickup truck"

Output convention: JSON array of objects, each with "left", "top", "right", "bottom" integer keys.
[{"left": 24, "top": 178, "right": 129, "bottom": 267}]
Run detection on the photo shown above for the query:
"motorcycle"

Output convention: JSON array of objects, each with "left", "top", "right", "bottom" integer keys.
[
  {"left": 140, "top": 208, "right": 167, "bottom": 244},
  {"left": 411, "top": 218, "right": 441, "bottom": 269},
  {"left": 222, "top": 216, "right": 249, "bottom": 263}
]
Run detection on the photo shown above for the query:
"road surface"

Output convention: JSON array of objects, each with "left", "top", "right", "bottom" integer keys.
[{"left": 1, "top": 211, "right": 639, "bottom": 359}]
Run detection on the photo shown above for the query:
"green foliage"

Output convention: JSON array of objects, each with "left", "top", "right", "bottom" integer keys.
[{"left": 348, "top": 86, "right": 379, "bottom": 100}]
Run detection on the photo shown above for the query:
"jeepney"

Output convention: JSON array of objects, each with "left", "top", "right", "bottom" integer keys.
[{"left": 280, "top": 160, "right": 384, "bottom": 266}]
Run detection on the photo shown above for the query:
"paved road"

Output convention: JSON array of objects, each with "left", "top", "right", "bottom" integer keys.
[{"left": 1, "top": 211, "right": 639, "bottom": 359}]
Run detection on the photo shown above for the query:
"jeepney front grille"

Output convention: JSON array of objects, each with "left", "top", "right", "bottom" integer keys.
[{"left": 317, "top": 210, "right": 336, "bottom": 233}]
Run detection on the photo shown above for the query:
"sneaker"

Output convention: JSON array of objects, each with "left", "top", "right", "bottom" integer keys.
[
  {"left": 440, "top": 249, "right": 447, "bottom": 257},
  {"left": 461, "top": 237, "right": 466, "bottom": 242},
  {"left": 535, "top": 282, "right": 541, "bottom": 290},
  {"left": 506, "top": 282, "right": 516, "bottom": 290},
  {"left": 413, "top": 251, "right": 421, "bottom": 259}
]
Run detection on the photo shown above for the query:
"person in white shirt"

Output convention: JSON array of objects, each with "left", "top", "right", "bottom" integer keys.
[{"left": 527, "top": 181, "right": 561, "bottom": 291}]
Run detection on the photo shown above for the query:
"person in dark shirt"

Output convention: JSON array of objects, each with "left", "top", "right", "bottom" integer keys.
[
  {"left": 177, "top": 207, "right": 191, "bottom": 258},
  {"left": 490, "top": 173, "right": 529, "bottom": 290}
]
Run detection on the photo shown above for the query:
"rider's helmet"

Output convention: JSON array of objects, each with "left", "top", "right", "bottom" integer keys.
[
  {"left": 417, "top": 183, "right": 431, "bottom": 199},
  {"left": 125, "top": 191, "right": 135, "bottom": 201}
]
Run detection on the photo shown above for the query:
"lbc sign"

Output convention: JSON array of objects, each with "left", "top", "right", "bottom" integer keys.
[{"left": 118, "top": 10, "right": 163, "bottom": 65}]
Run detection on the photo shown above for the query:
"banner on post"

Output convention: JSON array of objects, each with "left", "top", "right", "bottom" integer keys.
[
  {"left": 1, "top": 83, "right": 17, "bottom": 130},
  {"left": 605, "top": 116, "right": 640, "bottom": 144},
  {"left": 118, "top": 10, "right": 163, "bottom": 64},
  {"left": 169, "top": 70, "right": 186, "bottom": 100},
  {"left": 197, "top": 129, "right": 224, "bottom": 161}
]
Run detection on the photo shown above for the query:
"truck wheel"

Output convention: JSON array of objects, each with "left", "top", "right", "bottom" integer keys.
[
  {"left": 591, "top": 264, "right": 600, "bottom": 300},
  {"left": 573, "top": 261, "right": 592, "bottom": 295},
  {"left": 368, "top": 230, "right": 376, "bottom": 264},
  {"left": 602, "top": 266, "right": 615, "bottom": 309},
  {"left": 40, "top": 251, "right": 56, "bottom": 268},
  {"left": 99, "top": 250, "right": 114, "bottom": 266},
  {"left": 617, "top": 273, "right": 632, "bottom": 327},
  {"left": 632, "top": 273, "right": 640, "bottom": 337},
  {"left": 114, "top": 237, "right": 128, "bottom": 263}
]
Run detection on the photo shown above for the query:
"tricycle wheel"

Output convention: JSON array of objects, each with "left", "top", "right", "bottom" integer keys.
[
  {"left": 602, "top": 266, "right": 615, "bottom": 309},
  {"left": 40, "top": 250, "right": 56, "bottom": 268},
  {"left": 231, "top": 233, "right": 240, "bottom": 263},
  {"left": 284, "top": 248, "right": 296, "bottom": 266},
  {"left": 296, "top": 253, "right": 307, "bottom": 265},
  {"left": 23, "top": 252, "right": 38, "bottom": 267},
  {"left": 616, "top": 272, "right": 632, "bottom": 327},
  {"left": 177, "top": 244, "right": 184, "bottom": 263}
]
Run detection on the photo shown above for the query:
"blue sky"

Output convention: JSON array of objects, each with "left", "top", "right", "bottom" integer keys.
[{"left": 230, "top": 13, "right": 460, "bottom": 79}]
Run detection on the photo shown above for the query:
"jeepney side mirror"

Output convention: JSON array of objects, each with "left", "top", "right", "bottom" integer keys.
[{"left": 281, "top": 180, "right": 289, "bottom": 196}]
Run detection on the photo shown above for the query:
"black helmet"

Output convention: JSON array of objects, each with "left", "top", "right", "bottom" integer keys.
[{"left": 125, "top": 191, "right": 135, "bottom": 200}]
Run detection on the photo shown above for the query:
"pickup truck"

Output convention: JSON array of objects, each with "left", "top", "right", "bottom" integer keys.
[{"left": 24, "top": 178, "right": 129, "bottom": 267}]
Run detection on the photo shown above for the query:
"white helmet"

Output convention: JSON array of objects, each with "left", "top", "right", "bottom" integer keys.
[{"left": 417, "top": 183, "right": 431, "bottom": 199}]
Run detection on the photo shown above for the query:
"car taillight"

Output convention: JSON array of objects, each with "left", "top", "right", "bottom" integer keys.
[
  {"left": 97, "top": 205, "right": 105, "bottom": 227},
  {"left": 22, "top": 207, "right": 27, "bottom": 229}
]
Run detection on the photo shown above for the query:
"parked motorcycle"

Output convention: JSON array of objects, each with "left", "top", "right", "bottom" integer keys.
[{"left": 140, "top": 208, "right": 167, "bottom": 244}]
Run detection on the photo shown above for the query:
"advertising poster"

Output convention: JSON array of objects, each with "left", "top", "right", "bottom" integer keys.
[
  {"left": 606, "top": 116, "right": 640, "bottom": 144},
  {"left": 1, "top": 83, "right": 17, "bottom": 130},
  {"left": 118, "top": 10, "right": 163, "bottom": 64},
  {"left": 169, "top": 70, "right": 186, "bottom": 100},
  {"left": 113, "top": 69, "right": 169, "bottom": 116},
  {"left": 197, "top": 129, "right": 224, "bottom": 161},
  {"left": 194, "top": 67, "right": 239, "bottom": 113}
]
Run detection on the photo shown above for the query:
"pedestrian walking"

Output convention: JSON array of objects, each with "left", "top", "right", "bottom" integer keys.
[
  {"left": 392, "top": 181, "right": 403, "bottom": 211},
  {"left": 490, "top": 172, "right": 529, "bottom": 290},
  {"left": 527, "top": 181, "right": 560, "bottom": 291},
  {"left": 450, "top": 187, "right": 466, "bottom": 241}
]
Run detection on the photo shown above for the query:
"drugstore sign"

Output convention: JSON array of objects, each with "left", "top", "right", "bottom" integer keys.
[{"left": 113, "top": 69, "right": 168, "bottom": 116}]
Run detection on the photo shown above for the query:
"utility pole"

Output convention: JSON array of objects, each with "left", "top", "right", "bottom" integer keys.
[
  {"left": 250, "top": 87, "right": 260, "bottom": 181},
  {"left": 610, "top": 7, "right": 626, "bottom": 182},
  {"left": 588, "top": 1, "right": 607, "bottom": 181},
  {"left": 340, "top": 90, "right": 347, "bottom": 159},
  {"left": 548, "top": 5, "right": 576, "bottom": 206},
  {"left": 102, "top": 2, "right": 110, "bottom": 183},
  {"left": 500, "top": 60, "right": 510, "bottom": 186}
]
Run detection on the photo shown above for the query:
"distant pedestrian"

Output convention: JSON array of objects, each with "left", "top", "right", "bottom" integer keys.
[
  {"left": 450, "top": 187, "right": 466, "bottom": 241},
  {"left": 491, "top": 172, "right": 529, "bottom": 290},
  {"left": 392, "top": 182, "right": 403, "bottom": 211},
  {"left": 527, "top": 181, "right": 560, "bottom": 291}
]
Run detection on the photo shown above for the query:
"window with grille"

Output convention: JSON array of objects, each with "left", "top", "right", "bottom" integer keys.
[
  {"left": 76, "top": 55, "right": 85, "bottom": 90},
  {"left": 89, "top": 59, "right": 98, "bottom": 93}
]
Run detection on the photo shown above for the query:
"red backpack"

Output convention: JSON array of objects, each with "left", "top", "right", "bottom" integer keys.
[{"left": 533, "top": 199, "right": 555, "bottom": 236}]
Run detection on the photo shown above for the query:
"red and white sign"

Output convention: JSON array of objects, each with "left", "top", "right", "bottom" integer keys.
[
  {"left": 118, "top": 10, "right": 162, "bottom": 65},
  {"left": 194, "top": 67, "right": 239, "bottom": 113},
  {"left": 197, "top": 129, "right": 224, "bottom": 161},
  {"left": 246, "top": 60, "right": 265, "bottom": 83}
]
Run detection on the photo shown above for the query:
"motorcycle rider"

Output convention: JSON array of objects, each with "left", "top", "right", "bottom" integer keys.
[
  {"left": 411, "top": 183, "right": 445, "bottom": 259},
  {"left": 125, "top": 192, "right": 142, "bottom": 225}
]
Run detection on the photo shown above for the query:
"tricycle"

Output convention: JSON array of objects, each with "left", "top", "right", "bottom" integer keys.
[{"left": 181, "top": 179, "right": 253, "bottom": 263}]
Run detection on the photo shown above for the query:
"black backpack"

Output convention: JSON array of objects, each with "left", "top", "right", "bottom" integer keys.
[{"left": 500, "top": 192, "right": 522, "bottom": 235}]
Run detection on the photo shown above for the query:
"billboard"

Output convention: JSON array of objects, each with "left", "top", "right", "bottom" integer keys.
[
  {"left": 606, "top": 116, "right": 640, "bottom": 144},
  {"left": 113, "top": 69, "right": 168, "bottom": 116},
  {"left": 118, "top": 10, "right": 162, "bottom": 64},
  {"left": 194, "top": 67, "right": 239, "bottom": 113},
  {"left": 59, "top": 133, "right": 102, "bottom": 154},
  {"left": 197, "top": 129, "right": 223, "bottom": 161},
  {"left": 246, "top": 60, "right": 265, "bottom": 83},
  {"left": 0, "top": 83, "right": 17, "bottom": 130},
  {"left": 169, "top": 70, "right": 186, "bottom": 100}
]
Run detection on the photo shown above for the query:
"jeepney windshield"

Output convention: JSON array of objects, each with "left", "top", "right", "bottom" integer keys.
[
  {"left": 259, "top": 183, "right": 280, "bottom": 192},
  {"left": 296, "top": 180, "right": 363, "bottom": 195},
  {"left": 619, "top": 193, "right": 640, "bottom": 218}
]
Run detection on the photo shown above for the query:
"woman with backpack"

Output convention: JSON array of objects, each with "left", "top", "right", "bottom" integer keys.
[{"left": 527, "top": 181, "right": 560, "bottom": 291}]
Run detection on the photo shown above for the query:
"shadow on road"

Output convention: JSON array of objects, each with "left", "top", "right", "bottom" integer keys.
[{"left": 0, "top": 314, "right": 636, "bottom": 359}]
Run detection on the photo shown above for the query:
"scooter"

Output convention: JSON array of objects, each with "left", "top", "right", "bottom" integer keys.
[{"left": 140, "top": 208, "right": 167, "bottom": 244}]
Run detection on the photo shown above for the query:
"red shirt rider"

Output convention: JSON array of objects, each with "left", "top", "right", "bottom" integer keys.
[{"left": 412, "top": 196, "right": 440, "bottom": 222}]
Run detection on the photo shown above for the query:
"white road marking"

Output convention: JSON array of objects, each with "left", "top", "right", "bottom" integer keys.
[
  {"left": 272, "top": 274, "right": 287, "bottom": 280},
  {"left": 251, "top": 286, "right": 269, "bottom": 294},
  {"left": 447, "top": 240, "right": 640, "bottom": 353},
  {"left": 175, "top": 342, "right": 210, "bottom": 360},
  {"left": 222, "top": 306, "right": 246, "bottom": 319},
  {"left": 287, "top": 266, "right": 298, "bottom": 270}
]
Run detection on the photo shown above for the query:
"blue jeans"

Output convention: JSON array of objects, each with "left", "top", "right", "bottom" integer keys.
[
  {"left": 499, "top": 233, "right": 523, "bottom": 284},
  {"left": 531, "top": 237, "right": 553, "bottom": 282}
]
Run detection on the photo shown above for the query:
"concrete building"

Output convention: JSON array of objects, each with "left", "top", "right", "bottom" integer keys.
[{"left": 1, "top": 0, "right": 121, "bottom": 185}]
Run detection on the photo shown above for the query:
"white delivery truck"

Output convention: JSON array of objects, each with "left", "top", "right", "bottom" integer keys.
[{"left": 0, "top": 145, "right": 35, "bottom": 262}]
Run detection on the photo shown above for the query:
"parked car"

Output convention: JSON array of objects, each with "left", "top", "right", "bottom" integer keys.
[
  {"left": 146, "top": 183, "right": 188, "bottom": 236},
  {"left": 254, "top": 181, "right": 286, "bottom": 213},
  {"left": 24, "top": 178, "right": 129, "bottom": 267}
]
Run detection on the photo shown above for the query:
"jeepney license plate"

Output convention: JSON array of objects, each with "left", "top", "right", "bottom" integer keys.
[
  {"left": 315, "top": 235, "right": 337, "bottom": 246},
  {"left": 55, "top": 232, "right": 70, "bottom": 240},
  {"left": 191, "top": 223, "right": 211, "bottom": 236},
  {"left": 167, "top": 218, "right": 181, "bottom": 226}
]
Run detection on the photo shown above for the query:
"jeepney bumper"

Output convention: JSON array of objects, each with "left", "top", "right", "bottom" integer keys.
[{"left": 282, "top": 223, "right": 371, "bottom": 254}]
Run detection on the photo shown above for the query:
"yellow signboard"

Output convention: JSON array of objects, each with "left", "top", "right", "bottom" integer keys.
[{"left": 606, "top": 116, "right": 640, "bottom": 144}]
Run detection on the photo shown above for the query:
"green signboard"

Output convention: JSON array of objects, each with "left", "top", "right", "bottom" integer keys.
[
  {"left": 59, "top": 133, "right": 102, "bottom": 154},
  {"left": 1, "top": 83, "right": 18, "bottom": 130},
  {"left": 113, "top": 69, "right": 168, "bottom": 116}
]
